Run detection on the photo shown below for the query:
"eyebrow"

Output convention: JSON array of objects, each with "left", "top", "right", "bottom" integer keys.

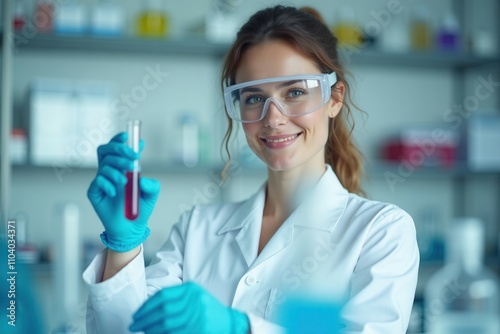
[{"left": 239, "top": 80, "right": 303, "bottom": 95}]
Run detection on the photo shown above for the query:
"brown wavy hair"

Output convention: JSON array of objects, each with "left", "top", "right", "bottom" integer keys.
[{"left": 220, "top": 5, "right": 364, "bottom": 195}]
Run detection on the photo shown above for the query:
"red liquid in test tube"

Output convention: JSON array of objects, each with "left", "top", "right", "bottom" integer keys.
[{"left": 125, "top": 120, "right": 141, "bottom": 220}]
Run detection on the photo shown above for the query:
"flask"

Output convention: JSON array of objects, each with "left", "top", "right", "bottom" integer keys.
[
  {"left": 136, "top": 0, "right": 169, "bottom": 38},
  {"left": 424, "top": 218, "right": 500, "bottom": 333}
]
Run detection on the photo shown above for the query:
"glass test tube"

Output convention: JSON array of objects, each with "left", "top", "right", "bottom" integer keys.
[{"left": 125, "top": 120, "right": 141, "bottom": 220}]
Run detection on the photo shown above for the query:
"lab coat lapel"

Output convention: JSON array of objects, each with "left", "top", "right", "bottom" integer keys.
[
  {"left": 250, "top": 165, "right": 348, "bottom": 269},
  {"left": 292, "top": 165, "right": 348, "bottom": 232},
  {"left": 217, "top": 184, "right": 266, "bottom": 267}
]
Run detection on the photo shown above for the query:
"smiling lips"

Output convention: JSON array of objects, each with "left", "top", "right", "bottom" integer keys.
[{"left": 260, "top": 132, "right": 302, "bottom": 148}]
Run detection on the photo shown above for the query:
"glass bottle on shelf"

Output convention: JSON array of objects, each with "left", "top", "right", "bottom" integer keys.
[
  {"left": 424, "top": 217, "right": 500, "bottom": 334},
  {"left": 332, "top": 6, "right": 362, "bottom": 48},
  {"left": 136, "top": 0, "right": 169, "bottom": 38},
  {"left": 437, "top": 11, "right": 461, "bottom": 52},
  {"left": 13, "top": 1, "right": 27, "bottom": 31},
  {"left": 411, "top": 6, "right": 432, "bottom": 51}
]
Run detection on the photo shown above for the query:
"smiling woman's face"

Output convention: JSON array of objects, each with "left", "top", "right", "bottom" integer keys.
[{"left": 235, "top": 40, "right": 341, "bottom": 173}]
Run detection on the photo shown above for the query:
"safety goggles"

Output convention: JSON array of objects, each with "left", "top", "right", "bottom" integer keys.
[{"left": 224, "top": 72, "right": 337, "bottom": 123}]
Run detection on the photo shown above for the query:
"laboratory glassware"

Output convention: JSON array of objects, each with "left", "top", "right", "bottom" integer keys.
[
  {"left": 424, "top": 218, "right": 500, "bottom": 333},
  {"left": 125, "top": 120, "right": 141, "bottom": 220}
]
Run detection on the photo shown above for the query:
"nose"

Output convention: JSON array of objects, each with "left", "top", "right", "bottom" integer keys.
[{"left": 263, "top": 99, "right": 287, "bottom": 128}]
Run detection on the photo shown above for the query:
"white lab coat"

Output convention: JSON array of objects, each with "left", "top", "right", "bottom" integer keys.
[{"left": 83, "top": 165, "right": 419, "bottom": 334}]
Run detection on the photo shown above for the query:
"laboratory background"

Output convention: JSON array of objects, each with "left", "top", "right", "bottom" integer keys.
[{"left": 0, "top": 0, "right": 499, "bottom": 333}]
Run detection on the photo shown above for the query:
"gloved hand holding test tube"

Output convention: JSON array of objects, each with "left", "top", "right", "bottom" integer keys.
[
  {"left": 87, "top": 119, "right": 160, "bottom": 253},
  {"left": 125, "top": 120, "right": 141, "bottom": 220}
]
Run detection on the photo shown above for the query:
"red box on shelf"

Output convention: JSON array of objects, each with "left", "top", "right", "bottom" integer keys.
[{"left": 381, "top": 126, "right": 458, "bottom": 168}]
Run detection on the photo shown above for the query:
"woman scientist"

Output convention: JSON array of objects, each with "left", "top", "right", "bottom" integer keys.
[{"left": 83, "top": 5, "right": 419, "bottom": 334}]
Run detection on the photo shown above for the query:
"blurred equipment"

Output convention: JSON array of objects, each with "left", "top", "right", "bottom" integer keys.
[
  {"left": 90, "top": 0, "right": 125, "bottom": 36},
  {"left": 34, "top": 0, "right": 54, "bottom": 33},
  {"left": 424, "top": 218, "right": 500, "bottom": 333},
  {"left": 15, "top": 212, "right": 40, "bottom": 263},
  {"left": 12, "top": 0, "right": 27, "bottom": 31},
  {"left": 9, "top": 129, "right": 28, "bottom": 165},
  {"left": 410, "top": 6, "right": 432, "bottom": 50},
  {"left": 176, "top": 112, "right": 199, "bottom": 168},
  {"left": 205, "top": 0, "right": 242, "bottom": 42},
  {"left": 0, "top": 236, "right": 44, "bottom": 333},
  {"left": 52, "top": 203, "right": 81, "bottom": 332},
  {"left": 332, "top": 6, "right": 362, "bottom": 48},
  {"left": 436, "top": 11, "right": 461, "bottom": 52},
  {"left": 29, "top": 78, "right": 116, "bottom": 168},
  {"left": 278, "top": 294, "right": 340, "bottom": 334},
  {"left": 135, "top": 0, "right": 169, "bottom": 38},
  {"left": 460, "top": 113, "right": 500, "bottom": 171},
  {"left": 54, "top": 0, "right": 88, "bottom": 35},
  {"left": 381, "top": 125, "right": 458, "bottom": 168}
]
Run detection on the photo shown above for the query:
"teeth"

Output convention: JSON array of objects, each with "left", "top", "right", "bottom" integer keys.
[{"left": 265, "top": 134, "right": 298, "bottom": 143}]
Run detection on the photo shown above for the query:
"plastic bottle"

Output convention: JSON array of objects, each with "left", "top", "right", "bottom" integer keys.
[
  {"left": 177, "top": 113, "right": 199, "bottom": 168},
  {"left": 13, "top": 1, "right": 27, "bottom": 30},
  {"left": 424, "top": 218, "right": 500, "bottom": 333},
  {"left": 437, "top": 11, "right": 461, "bottom": 52},
  {"left": 136, "top": 0, "right": 169, "bottom": 38}
]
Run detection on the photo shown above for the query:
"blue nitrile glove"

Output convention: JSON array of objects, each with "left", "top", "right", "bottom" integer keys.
[
  {"left": 87, "top": 132, "right": 160, "bottom": 252},
  {"left": 129, "top": 282, "right": 250, "bottom": 334}
]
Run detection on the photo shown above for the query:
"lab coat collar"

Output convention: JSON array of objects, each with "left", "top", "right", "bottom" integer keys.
[
  {"left": 291, "top": 164, "right": 349, "bottom": 232},
  {"left": 216, "top": 165, "right": 348, "bottom": 267},
  {"left": 217, "top": 164, "right": 348, "bottom": 235}
]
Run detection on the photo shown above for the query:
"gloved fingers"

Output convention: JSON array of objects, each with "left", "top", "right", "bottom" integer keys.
[
  {"left": 100, "top": 154, "right": 135, "bottom": 172},
  {"left": 140, "top": 178, "right": 161, "bottom": 199},
  {"left": 130, "top": 288, "right": 187, "bottom": 333},
  {"left": 129, "top": 309, "right": 165, "bottom": 333},
  {"left": 97, "top": 139, "right": 138, "bottom": 164},
  {"left": 98, "top": 165, "right": 128, "bottom": 189},
  {"left": 161, "top": 289, "right": 202, "bottom": 332},
  {"left": 88, "top": 175, "right": 117, "bottom": 198}
]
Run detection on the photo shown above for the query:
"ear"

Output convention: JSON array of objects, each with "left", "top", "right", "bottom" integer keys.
[{"left": 327, "top": 82, "right": 345, "bottom": 118}]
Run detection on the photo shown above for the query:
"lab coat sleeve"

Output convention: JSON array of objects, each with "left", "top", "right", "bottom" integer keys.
[
  {"left": 340, "top": 206, "right": 420, "bottom": 334},
  {"left": 82, "top": 246, "right": 148, "bottom": 334},
  {"left": 82, "top": 211, "right": 190, "bottom": 334}
]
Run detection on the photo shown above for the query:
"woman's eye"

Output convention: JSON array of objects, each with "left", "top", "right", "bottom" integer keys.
[
  {"left": 287, "top": 89, "right": 306, "bottom": 98},
  {"left": 245, "top": 95, "right": 264, "bottom": 105}
]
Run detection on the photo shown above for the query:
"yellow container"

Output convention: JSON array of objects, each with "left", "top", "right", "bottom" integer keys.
[
  {"left": 411, "top": 21, "right": 432, "bottom": 50},
  {"left": 136, "top": 10, "right": 169, "bottom": 37},
  {"left": 333, "top": 23, "right": 363, "bottom": 48}
]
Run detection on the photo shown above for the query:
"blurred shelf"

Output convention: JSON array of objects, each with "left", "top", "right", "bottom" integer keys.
[
  {"left": 420, "top": 255, "right": 500, "bottom": 268},
  {"left": 11, "top": 33, "right": 230, "bottom": 57},
  {"left": 366, "top": 160, "right": 500, "bottom": 178},
  {"left": 346, "top": 48, "right": 499, "bottom": 68},
  {"left": 11, "top": 161, "right": 268, "bottom": 176},
  {"left": 3, "top": 33, "right": 498, "bottom": 68},
  {"left": 11, "top": 161, "right": 224, "bottom": 174}
]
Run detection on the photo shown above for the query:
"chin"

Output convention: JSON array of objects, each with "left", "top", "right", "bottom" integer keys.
[{"left": 263, "top": 158, "right": 299, "bottom": 172}]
